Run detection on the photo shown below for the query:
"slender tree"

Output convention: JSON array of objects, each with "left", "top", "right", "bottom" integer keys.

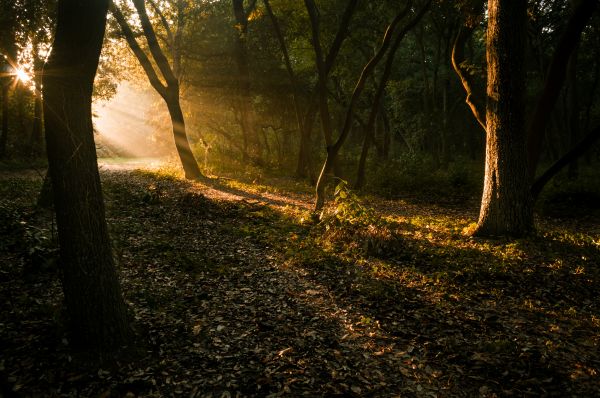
[
  {"left": 43, "top": 0, "right": 131, "bottom": 350},
  {"left": 472, "top": 0, "right": 533, "bottom": 237},
  {"left": 262, "top": 0, "right": 310, "bottom": 177},
  {"left": 314, "top": 0, "right": 431, "bottom": 210},
  {"left": 526, "top": 0, "right": 598, "bottom": 178},
  {"left": 111, "top": 0, "right": 206, "bottom": 181},
  {"left": 354, "top": 0, "right": 431, "bottom": 189},
  {"left": 0, "top": 1, "right": 17, "bottom": 159},
  {"left": 232, "top": 0, "right": 261, "bottom": 163},
  {"left": 305, "top": 0, "right": 358, "bottom": 159}
]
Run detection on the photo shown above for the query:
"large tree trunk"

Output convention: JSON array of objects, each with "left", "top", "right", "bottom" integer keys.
[
  {"left": 43, "top": 0, "right": 131, "bottom": 351},
  {"left": 472, "top": 0, "right": 533, "bottom": 237}
]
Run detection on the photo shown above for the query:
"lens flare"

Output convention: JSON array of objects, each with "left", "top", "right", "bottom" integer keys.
[{"left": 15, "top": 68, "right": 31, "bottom": 83}]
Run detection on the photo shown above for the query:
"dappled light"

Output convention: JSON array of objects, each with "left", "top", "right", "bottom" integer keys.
[{"left": 1, "top": 0, "right": 599, "bottom": 396}]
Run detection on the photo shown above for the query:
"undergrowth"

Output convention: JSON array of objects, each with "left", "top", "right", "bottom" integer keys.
[{"left": 312, "top": 180, "right": 403, "bottom": 258}]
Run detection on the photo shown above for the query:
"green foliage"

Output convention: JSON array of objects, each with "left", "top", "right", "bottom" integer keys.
[
  {"left": 321, "top": 179, "right": 379, "bottom": 227},
  {"left": 365, "top": 155, "right": 482, "bottom": 201},
  {"left": 317, "top": 180, "right": 403, "bottom": 258}
]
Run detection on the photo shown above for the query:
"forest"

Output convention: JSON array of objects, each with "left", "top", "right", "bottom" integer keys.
[{"left": 0, "top": 0, "right": 599, "bottom": 396}]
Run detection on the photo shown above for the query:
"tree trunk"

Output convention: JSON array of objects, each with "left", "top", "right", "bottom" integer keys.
[
  {"left": 232, "top": 0, "right": 260, "bottom": 163},
  {"left": 567, "top": 43, "right": 579, "bottom": 179},
  {"left": 472, "top": 0, "right": 533, "bottom": 237},
  {"left": 29, "top": 81, "right": 43, "bottom": 157},
  {"left": 353, "top": 2, "right": 419, "bottom": 190},
  {"left": 526, "top": 0, "right": 598, "bottom": 178},
  {"left": 43, "top": 0, "right": 131, "bottom": 351},
  {"left": 0, "top": 81, "right": 8, "bottom": 158},
  {"left": 37, "top": 171, "right": 53, "bottom": 209},
  {"left": 296, "top": 103, "right": 317, "bottom": 181},
  {"left": 263, "top": 0, "right": 306, "bottom": 171},
  {"left": 165, "top": 88, "right": 204, "bottom": 180},
  {"left": 111, "top": 1, "right": 205, "bottom": 181},
  {"left": 532, "top": 125, "right": 600, "bottom": 199},
  {"left": 314, "top": 0, "right": 430, "bottom": 204},
  {"left": 29, "top": 39, "right": 45, "bottom": 157}
]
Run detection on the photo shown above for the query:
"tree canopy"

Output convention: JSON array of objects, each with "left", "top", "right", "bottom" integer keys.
[{"left": 0, "top": 0, "right": 599, "bottom": 395}]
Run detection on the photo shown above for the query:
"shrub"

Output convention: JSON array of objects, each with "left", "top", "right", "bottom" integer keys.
[{"left": 317, "top": 180, "right": 403, "bottom": 258}]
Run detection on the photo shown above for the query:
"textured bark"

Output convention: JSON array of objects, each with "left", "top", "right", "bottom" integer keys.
[
  {"left": 473, "top": 0, "right": 533, "bottom": 237},
  {"left": 43, "top": 0, "right": 131, "bottom": 350}
]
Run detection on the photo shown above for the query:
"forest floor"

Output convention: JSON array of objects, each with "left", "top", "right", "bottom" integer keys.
[{"left": 1, "top": 162, "right": 599, "bottom": 397}]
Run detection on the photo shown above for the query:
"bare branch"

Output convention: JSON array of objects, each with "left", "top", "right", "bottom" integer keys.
[
  {"left": 110, "top": 1, "right": 167, "bottom": 98},
  {"left": 132, "top": 0, "right": 178, "bottom": 85},
  {"left": 451, "top": 25, "right": 486, "bottom": 132}
]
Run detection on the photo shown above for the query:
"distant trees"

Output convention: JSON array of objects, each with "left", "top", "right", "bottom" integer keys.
[
  {"left": 43, "top": 0, "right": 131, "bottom": 350},
  {"left": 527, "top": 0, "right": 599, "bottom": 189},
  {"left": 0, "top": 0, "right": 56, "bottom": 159},
  {"left": 1, "top": 0, "right": 598, "bottom": 237},
  {"left": 313, "top": 0, "right": 432, "bottom": 210},
  {"left": 0, "top": 1, "right": 18, "bottom": 159},
  {"left": 232, "top": 0, "right": 261, "bottom": 163}
]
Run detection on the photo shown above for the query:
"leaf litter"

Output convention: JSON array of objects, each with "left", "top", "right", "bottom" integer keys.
[{"left": 0, "top": 168, "right": 598, "bottom": 397}]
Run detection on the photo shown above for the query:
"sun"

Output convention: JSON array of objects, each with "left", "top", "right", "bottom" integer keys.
[{"left": 15, "top": 68, "right": 31, "bottom": 83}]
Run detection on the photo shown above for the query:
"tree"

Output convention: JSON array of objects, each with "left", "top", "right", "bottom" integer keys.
[
  {"left": 304, "top": 0, "right": 358, "bottom": 179},
  {"left": 0, "top": 1, "right": 17, "bottom": 159},
  {"left": 354, "top": 0, "right": 432, "bottom": 189},
  {"left": 43, "top": 0, "right": 131, "bottom": 350},
  {"left": 262, "top": 0, "right": 310, "bottom": 177},
  {"left": 232, "top": 0, "right": 261, "bottom": 163},
  {"left": 313, "top": 0, "right": 431, "bottom": 210},
  {"left": 111, "top": 0, "right": 206, "bottom": 181},
  {"left": 526, "top": 0, "right": 598, "bottom": 178},
  {"left": 24, "top": 0, "right": 56, "bottom": 157},
  {"left": 472, "top": 0, "right": 533, "bottom": 237}
]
